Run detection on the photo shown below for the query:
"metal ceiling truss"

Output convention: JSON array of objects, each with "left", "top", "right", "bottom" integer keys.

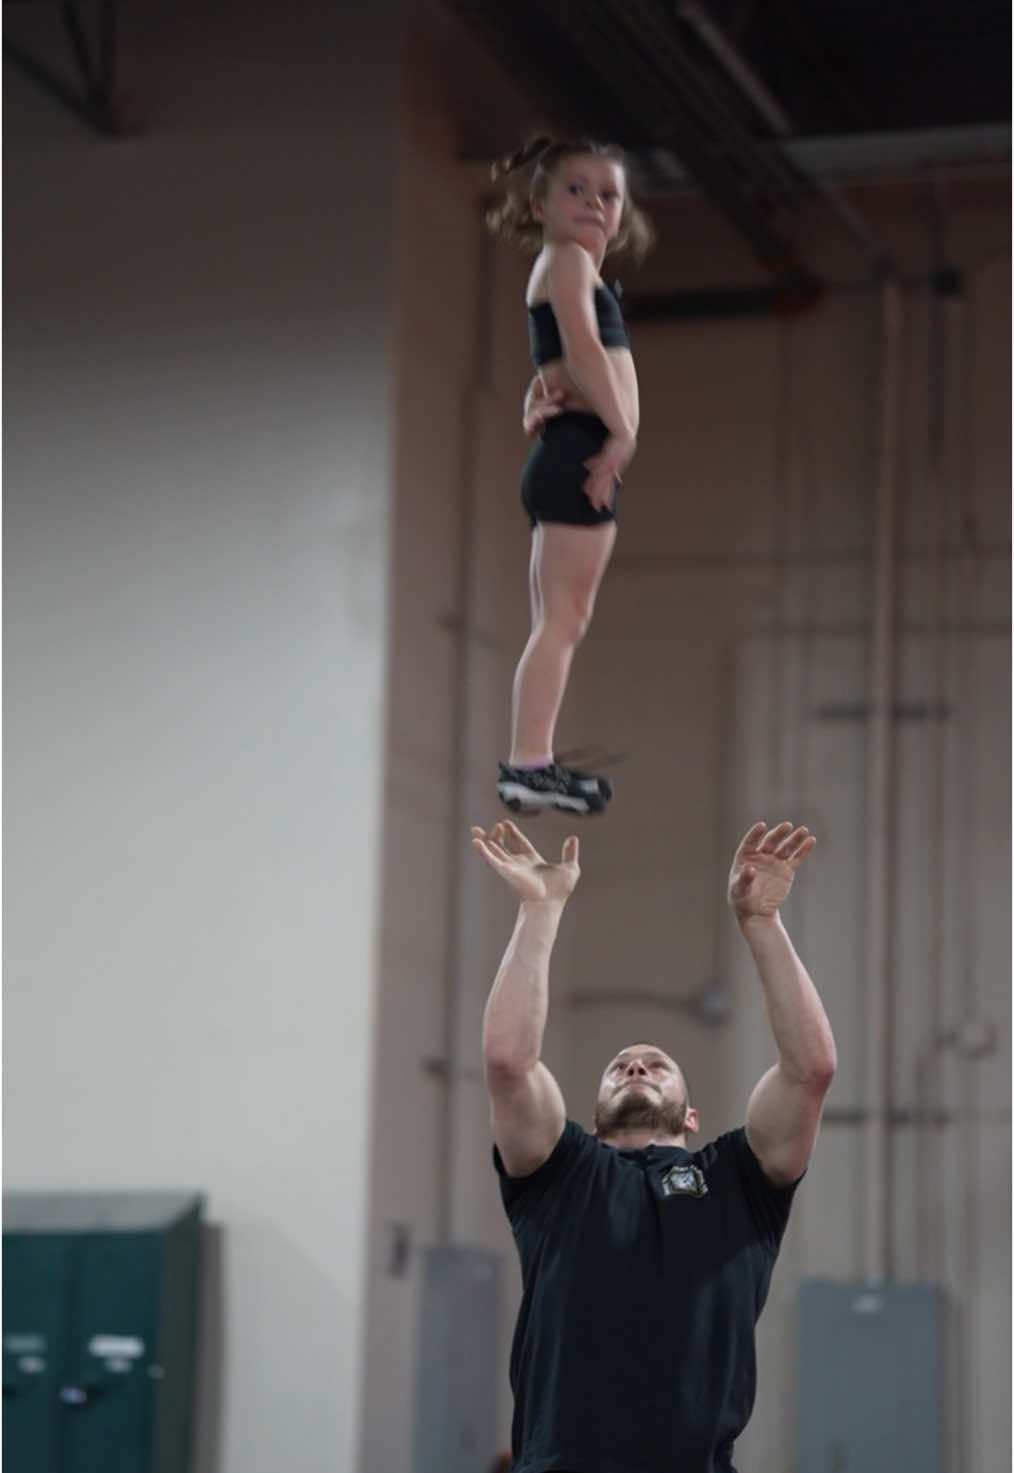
[{"left": 3, "top": 0, "right": 129, "bottom": 136}]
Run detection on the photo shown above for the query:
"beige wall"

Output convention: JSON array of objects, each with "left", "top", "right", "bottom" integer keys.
[
  {"left": 359, "top": 6, "right": 539, "bottom": 1462},
  {"left": 364, "top": 58, "right": 1010, "bottom": 1473},
  {"left": 566, "top": 190, "right": 1010, "bottom": 1473},
  {"left": 3, "top": 7, "right": 399, "bottom": 1472}
]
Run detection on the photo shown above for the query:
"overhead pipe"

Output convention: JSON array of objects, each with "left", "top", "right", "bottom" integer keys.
[
  {"left": 675, "top": 0, "right": 794, "bottom": 136},
  {"left": 619, "top": 0, "right": 805, "bottom": 210},
  {"left": 453, "top": 0, "right": 827, "bottom": 291},
  {"left": 623, "top": 280, "right": 824, "bottom": 324},
  {"left": 571, "top": 0, "right": 881, "bottom": 270},
  {"left": 528, "top": 0, "right": 817, "bottom": 275},
  {"left": 674, "top": 0, "right": 888, "bottom": 266}
]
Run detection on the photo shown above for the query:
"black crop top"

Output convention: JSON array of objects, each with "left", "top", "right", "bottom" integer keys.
[{"left": 527, "top": 281, "right": 631, "bottom": 368}]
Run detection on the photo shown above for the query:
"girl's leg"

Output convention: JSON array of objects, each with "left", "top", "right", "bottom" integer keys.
[
  {"left": 509, "top": 520, "right": 617, "bottom": 766},
  {"left": 527, "top": 530, "right": 542, "bottom": 636}
]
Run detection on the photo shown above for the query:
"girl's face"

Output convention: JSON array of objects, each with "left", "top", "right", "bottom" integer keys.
[{"left": 532, "top": 154, "right": 626, "bottom": 260}]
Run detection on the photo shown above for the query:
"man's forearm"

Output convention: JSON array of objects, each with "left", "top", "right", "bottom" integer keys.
[
  {"left": 739, "top": 913, "right": 837, "bottom": 1084},
  {"left": 482, "top": 900, "right": 564, "bottom": 1074}
]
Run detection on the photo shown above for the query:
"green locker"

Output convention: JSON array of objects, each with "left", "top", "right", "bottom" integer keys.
[{"left": 3, "top": 1192, "right": 204, "bottom": 1473}]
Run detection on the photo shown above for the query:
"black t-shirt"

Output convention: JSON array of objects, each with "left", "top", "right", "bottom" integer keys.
[{"left": 494, "top": 1120, "right": 799, "bottom": 1473}]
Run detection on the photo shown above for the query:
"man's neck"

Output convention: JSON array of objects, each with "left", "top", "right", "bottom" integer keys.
[{"left": 597, "top": 1126, "right": 689, "bottom": 1150}]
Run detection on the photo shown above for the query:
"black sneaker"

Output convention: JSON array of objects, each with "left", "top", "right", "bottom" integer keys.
[
  {"left": 558, "top": 761, "right": 614, "bottom": 804},
  {"left": 497, "top": 760, "right": 612, "bottom": 816},
  {"left": 555, "top": 747, "right": 620, "bottom": 804}
]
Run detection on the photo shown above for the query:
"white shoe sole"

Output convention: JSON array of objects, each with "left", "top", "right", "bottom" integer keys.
[{"left": 497, "top": 782, "right": 598, "bottom": 815}]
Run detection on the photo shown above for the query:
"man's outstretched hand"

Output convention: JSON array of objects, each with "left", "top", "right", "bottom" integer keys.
[
  {"left": 728, "top": 821, "right": 816, "bottom": 922},
  {"left": 471, "top": 821, "right": 580, "bottom": 904}
]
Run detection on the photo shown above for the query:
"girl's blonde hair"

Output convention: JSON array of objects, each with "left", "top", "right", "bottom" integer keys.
[{"left": 486, "top": 135, "right": 655, "bottom": 263}]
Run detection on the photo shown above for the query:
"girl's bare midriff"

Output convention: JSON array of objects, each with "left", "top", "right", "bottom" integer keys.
[{"left": 539, "top": 347, "right": 639, "bottom": 436}]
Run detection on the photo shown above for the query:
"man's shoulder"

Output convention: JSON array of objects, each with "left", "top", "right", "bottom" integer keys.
[
  {"left": 545, "top": 1117, "right": 602, "bottom": 1172},
  {"left": 689, "top": 1126, "right": 767, "bottom": 1197},
  {"left": 494, "top": 1117, "right": 594, "bottom": 1174},
  {"left": 694, "top": 1125, "right": 801, "bottom": 1249},
  {"left": 494, "top": 1118, "right": 601, "bottom": 1215},
  {"left": 691, "top": 1125, "right": 747, "bottom": 1169}
]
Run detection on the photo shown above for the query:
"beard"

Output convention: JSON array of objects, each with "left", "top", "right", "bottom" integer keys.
[{"left": 593, "top": 1082, "right": 687, "bottom": 1138}]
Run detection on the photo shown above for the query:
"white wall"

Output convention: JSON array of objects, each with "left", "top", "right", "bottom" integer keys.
[{"left": 3, "top": 6, "right": 399, "bottom": 1471}]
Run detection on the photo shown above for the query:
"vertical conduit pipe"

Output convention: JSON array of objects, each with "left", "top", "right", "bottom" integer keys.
[
  {"left": 919, "top": 264, "right": 950, "bottom": 1283},
  {"left": 436, "top": 214, "right": 495, "bottom": 1243},
  {"left": 950, "top": 271, "right": 975, "bottom": 1473},
  {"left": 862, "top": 274, "right": 903, "bottom": 1283}
]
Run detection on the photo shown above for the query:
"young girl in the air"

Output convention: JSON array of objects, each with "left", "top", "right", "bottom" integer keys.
[{"left": 487, "top": 136, "right": 653, "bottom": 816}]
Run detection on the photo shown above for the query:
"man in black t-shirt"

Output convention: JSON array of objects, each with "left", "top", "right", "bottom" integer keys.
[{"left": 471, "top": 818, "right": 837, "bottom": 1473}]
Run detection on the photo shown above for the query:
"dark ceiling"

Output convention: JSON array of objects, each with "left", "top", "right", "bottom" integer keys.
[
  {"left": 698, "top": 0, "right": 1010, "bottom": 136},
  {"left": 441, "top": 0, "right": 1009, "bottom": 299},
  {"left": 444, "top": 0, "right": 1011, "bottom": 145}
]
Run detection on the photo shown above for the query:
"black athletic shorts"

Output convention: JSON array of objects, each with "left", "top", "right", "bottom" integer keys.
[{"left": 520, "top": 411, "right": 619, "bottom": 529}]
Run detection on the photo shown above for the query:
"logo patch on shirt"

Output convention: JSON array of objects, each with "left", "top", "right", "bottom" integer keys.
[{"left": 660, "top": 1163, "right": 708, "bottom": 1198}]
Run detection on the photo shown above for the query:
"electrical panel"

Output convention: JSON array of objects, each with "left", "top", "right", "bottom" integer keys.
[
  {"left": 414, "top": 1243, "right": 503, "bottom": 1473},
  {"left": 797, "top": 1278, "right": 943, "bottom": 1473}
]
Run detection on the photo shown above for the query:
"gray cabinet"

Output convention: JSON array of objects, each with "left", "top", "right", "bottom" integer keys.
[{"left": 797, "top": 1279, "right": 943, "bottom": 1473}]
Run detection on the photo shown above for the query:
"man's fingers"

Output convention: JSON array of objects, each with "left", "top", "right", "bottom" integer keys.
[
  {"left": 759, "top": 821, "right": 794, "bottom": 853},
  {"left": 561, "top": 835, "right": 579, "bottom": 865},
  {"left": 474, "top": 822, "right": 547, "bottom": 869},
  {"left": 500, "top": 821, "right": 539, "bottom": 858},
  {"left": 774, "top": 825, "right": 809, "bottom": 858},
  {"left": 471, "top": 836, "right": 511, "bottom": 874},
  {"left": 733, "top": 821, "right": 767, "bottom": 861},
  {"left": 787, "top": 834, "right": 817, "bottom": 865},
  {"left": 481, "top": 835, "right": 512, "bottom": 865}
]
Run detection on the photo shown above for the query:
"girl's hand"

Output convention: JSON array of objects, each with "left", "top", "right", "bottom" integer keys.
[
  {"left": 522, "top": 378, "right": 565, "bottom": 437},
  {"left": 583, "top": 433, "right": 636, "bottom": 510}
]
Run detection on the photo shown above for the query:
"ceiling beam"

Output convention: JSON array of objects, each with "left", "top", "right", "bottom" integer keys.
[{"left": 3, "top": 0, "right": 133, "bottom": 136}]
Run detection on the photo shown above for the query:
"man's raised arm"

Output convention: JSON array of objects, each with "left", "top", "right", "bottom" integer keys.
[
  {"left": 730, "top": 821, "right": 838, "bottom": 1187},
  {"left": 472, "top": 821, "right": 575, "bottom": 1177}
]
